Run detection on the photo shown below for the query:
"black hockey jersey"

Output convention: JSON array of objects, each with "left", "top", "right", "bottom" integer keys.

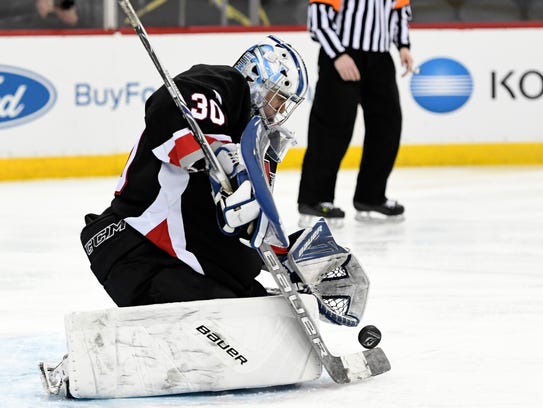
[{"left": 109, "top": 64, "right": 263, "bottom": 293}]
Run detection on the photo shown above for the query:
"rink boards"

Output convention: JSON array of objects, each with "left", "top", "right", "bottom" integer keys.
[{"left": 1, "top": 25, "right": 543, "bottom": 180}]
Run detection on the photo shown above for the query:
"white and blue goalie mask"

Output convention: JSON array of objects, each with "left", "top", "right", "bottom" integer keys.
[{"left": 234, "top": 35, "right": 309, "bottom": 126}]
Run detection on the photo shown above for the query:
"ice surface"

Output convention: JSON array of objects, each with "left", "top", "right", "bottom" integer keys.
[{"left": 1, "top": 167, "right": 542, "bottom": 407}]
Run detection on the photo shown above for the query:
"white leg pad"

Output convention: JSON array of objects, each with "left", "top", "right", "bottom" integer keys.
[{"left": 63, "top": 294, "right": 322, "bottom": 398}]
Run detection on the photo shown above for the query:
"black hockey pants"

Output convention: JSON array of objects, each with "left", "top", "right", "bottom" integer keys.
[{"left": 80, "top": 208, "right": 267, "bottom": 307}]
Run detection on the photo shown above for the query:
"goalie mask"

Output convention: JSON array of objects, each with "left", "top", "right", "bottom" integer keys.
[{"left": 234, "top": 35, "right": 308, "bottom": 127}]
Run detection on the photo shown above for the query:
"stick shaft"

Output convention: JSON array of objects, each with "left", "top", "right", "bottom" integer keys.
[{"left": 258, "top": 243, "right": 351, "bottom": 383}]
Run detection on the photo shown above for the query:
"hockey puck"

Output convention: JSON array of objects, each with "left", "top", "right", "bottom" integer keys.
[{"left": 358, "top": 325, "right": 382, "bottom": 349}]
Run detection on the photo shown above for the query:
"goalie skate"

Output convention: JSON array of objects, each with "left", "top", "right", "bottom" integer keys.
[{"left": 39, "top": 355, "right": 70, "bottom": 398}]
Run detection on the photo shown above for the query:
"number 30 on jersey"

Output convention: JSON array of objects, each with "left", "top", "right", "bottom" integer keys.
[{"left": 190, "top": 92, "right": 225, "bottom": 125}]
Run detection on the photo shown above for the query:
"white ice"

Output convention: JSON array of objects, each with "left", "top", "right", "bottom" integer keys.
[{"left": 1, "top": 166, "right": 542, "bottom": 407}]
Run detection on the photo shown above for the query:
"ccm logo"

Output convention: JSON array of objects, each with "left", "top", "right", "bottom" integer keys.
[{"left": 196, "top": 325, "right": 248, "bottom": 365}]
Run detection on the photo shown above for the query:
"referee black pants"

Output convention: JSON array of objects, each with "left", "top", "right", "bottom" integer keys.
[{"left": 298, "top": 48, "right": 402, "bottom": 206}]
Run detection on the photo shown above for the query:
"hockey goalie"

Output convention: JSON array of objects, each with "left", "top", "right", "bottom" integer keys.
[{"left": 39, "top": 34, "right": 390, "bottom": 399}]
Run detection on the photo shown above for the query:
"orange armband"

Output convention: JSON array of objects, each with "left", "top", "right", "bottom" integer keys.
[
  {"left": 394, "top": 0, "right": 410, "bottom": 9},
  {"left": 309, "top": 0, "right": 341, "bottom": 12}
]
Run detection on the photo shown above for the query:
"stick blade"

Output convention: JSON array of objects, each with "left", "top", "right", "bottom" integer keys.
[
  {"left": 363, "top": 347, "right": 391, "bottom": 376},
  {"left": 334, "top": 347, "right": 391, "bottom": 382}
]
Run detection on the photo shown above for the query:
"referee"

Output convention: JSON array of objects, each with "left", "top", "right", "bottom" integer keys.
[{"left": 297, "top": 0, "right": 414, "bottom": 226}]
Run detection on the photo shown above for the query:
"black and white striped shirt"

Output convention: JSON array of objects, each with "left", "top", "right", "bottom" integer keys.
[{"left": 308, "top": 0, "right": 412, "bottom": 59}]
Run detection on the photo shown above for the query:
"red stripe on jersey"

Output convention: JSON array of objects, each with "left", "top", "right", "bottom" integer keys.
[
  {"left": 169, "top": 131, "right": 228, "bottom": 167},
  {"left": 169, "top": 132, "right": 201, "bottom": 166},
  {"left": 146, "top": 219, "right": 177, "bottom": 258}
]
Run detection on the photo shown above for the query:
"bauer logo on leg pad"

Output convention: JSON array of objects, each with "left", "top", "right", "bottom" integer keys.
[{"left": 196, "top": 325, "right": 248, "bottom": 365}]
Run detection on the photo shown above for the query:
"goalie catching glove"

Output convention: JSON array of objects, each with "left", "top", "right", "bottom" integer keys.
[
  {"left": 209, "top": 143, "right": 261, "bottom": 236},
  {"left": 275, "top": 219, "right": 370, "bottom": 327}
]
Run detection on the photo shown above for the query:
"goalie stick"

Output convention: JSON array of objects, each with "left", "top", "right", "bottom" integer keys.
[{"left": 117, "top": 0, "right": 390, "bottom": 384}]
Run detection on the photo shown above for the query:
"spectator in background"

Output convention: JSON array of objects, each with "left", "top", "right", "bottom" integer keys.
[
  {"left": 0, "top": 0, "right": 78, "bottom": 29},
  {"left": 35, "top": 0, "right": 78, "bottom": 26},
  {"left": 297, "top": 0, "right": 414, "bottom": 227}
]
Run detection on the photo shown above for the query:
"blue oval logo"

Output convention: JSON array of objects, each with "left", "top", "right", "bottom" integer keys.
[
  {"left": 410, "top": 58, "right": 473, "bottom": 113},
  {"left": 0, "top": 65, "right": 57, "bottom": 129}
]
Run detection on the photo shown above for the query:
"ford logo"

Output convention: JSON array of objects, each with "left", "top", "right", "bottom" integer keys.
[
  {"left": 410, "top": 58, "right": 473, "bottom": 113},
  {"left": 0, "top": 65, "right": 57, "bottom": 129}
]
